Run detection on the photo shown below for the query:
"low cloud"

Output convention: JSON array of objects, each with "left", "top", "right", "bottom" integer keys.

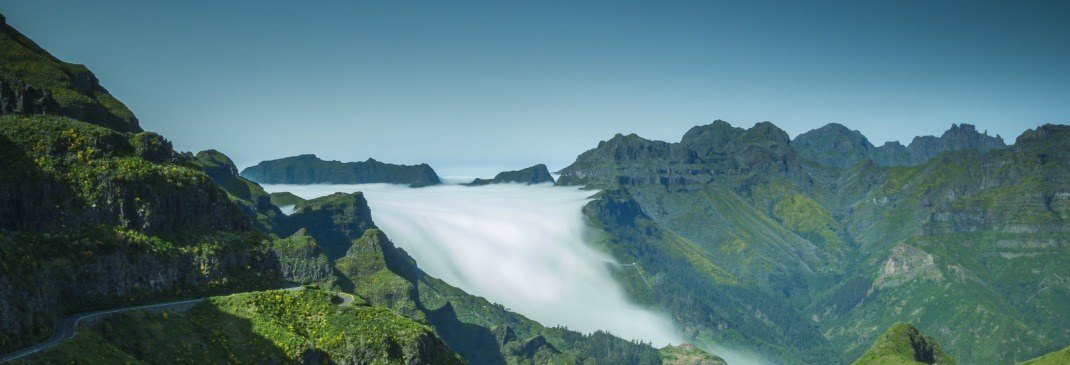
[{"left": 264, "top": 182, "right": 680, "bottom": 346}]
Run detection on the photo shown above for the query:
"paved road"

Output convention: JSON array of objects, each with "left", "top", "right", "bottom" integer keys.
[{"left": 0, "top": 286, "right": 305, "bottom": 364}]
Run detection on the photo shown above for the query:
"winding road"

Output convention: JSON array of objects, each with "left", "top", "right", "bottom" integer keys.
[{"left": 0, "top": 286, "right": 308, "bottom": 363}]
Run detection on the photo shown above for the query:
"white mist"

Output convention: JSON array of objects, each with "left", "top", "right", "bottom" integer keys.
[{"left": 262, "top": 182, "right": 680, "bottom": 346}]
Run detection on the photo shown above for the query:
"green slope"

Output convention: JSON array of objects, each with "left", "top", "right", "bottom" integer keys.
[
  {"left": 851, "top": 323, "right": 955, "bottom": 365},
  {"left": 23, "top": 288, "right": 464, "bottom": 365},
  {"left": 1019, "top": 346, "right": 1070, "bottom": 365}
]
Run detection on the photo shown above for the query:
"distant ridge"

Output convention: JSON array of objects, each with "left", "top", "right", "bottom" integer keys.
[
  {"left": 465, "top": 164, "right": 555, "bottom": 186},
  {"left": 792, "top": 122, "right": 1006, "bottom": 168},
  {"left": 240, "top": 154, "right": 441, "bottom": 187}
]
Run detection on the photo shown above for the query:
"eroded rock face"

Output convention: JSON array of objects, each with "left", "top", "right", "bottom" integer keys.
[
  {"left": 557, "top": 132, "right": 710, "bottom": 188},
  {"left": 0, "top": 80, "right": 58, "bottom": 116},
  {"left": 272, "top": 229, "right": 333, "bottom": 284},
  {"left": 873, "top": 245, "right": 943, "bottom": 289}
]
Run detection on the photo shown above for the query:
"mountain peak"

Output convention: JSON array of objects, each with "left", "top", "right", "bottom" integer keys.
[
  {"left": 1015, "top": 123, "right": 1070, "bottom": 146},
  {"left": 792, "top": 123, "right": 875, "bottom": 169},
  {"left": 852, "top": 323, "right": 956, "bottom": 365}
]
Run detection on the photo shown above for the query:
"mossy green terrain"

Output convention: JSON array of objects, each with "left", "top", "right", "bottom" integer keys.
[
  {"left": 23, "top": 288, "right": 464, "bottom": 365},
  {"left": 1019, "top": 346, "right": 1070, "bottom": 365},
  {"left": 851, "top": 323, "right": 955, "bottom": 365}
]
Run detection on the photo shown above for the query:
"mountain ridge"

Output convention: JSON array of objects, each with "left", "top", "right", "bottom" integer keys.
[
  {"left": 240, "top": 154, "right": 441, "bottom": 187},
  {"left": 558, "top": 119, "right": 1069, "bottom": 364}
]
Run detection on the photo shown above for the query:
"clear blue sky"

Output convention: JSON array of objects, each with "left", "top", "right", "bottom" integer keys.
[{"left": 3, "top": 1, "right": 1068, "bottom": 175}]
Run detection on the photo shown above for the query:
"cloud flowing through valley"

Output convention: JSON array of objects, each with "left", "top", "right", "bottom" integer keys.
[{"left": 262, "top": 182, "right": 680, "bottom": 346}]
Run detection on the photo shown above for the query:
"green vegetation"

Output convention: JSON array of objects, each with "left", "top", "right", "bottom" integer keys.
[
  {"left": 240, "top": 154, "right": 441, "bottom": 186},
  {"left": 560, "top": 121, "right": 1070, "bottom": 364},
  {"left": 1019, "top": 346, "right": 1070, "bottom": 365},
  {"left": 191, "top": 149, "right": 287, "bottom": 235},
  {"left": 0, "top": 114, "right": 278, "bottom": 352},
  {"left": 269, "top": 191, "right": 306, "bottom": 208},
  {"left": 851, "top": 323, "right": 955, "bottom": 365},
  {"left": 25, "top": 288, "right": 464, "bottom": 365}
]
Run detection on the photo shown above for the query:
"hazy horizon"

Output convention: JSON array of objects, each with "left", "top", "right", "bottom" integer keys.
[{"left": 2, "top": 1, "right": 1066, "bottom": 172}]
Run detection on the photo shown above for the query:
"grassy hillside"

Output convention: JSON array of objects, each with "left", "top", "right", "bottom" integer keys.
[
  {"left": 22, "top": 288, "right": 464, "bottom": 365},
  {"left": 1019, "top": 346, "right": 1070, "bottom": 365},
  {"left": 851, "top": 323, "right": 956, "bottom": 365}
]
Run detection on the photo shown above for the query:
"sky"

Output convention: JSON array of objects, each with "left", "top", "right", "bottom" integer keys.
[{"left": 3, "top": 1, "right": 1068, "bottom": 176}]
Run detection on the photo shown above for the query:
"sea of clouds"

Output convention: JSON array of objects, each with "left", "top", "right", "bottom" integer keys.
[{"left": 262, "top": 182, "right": 681, "bottom": 346}]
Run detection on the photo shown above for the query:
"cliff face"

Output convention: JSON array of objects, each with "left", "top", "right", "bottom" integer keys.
[
  {"left": 192, "top": 149, "right": 288, "bottom": 235},
  {"left": 0, "top": 19, "right": 281, "bottom": 353},
  {"left": 0, "top": 114, "right": 284, "bottom": 352},
  {"left": 556, "top": 132, "right": 708, "bottom": 188},
  {"left": 285, "top": 192, "right": 376, "bottom": 260},
  {"left": 466, "top": 164, "right": 556, "bottom": 185},
  {"left": 240, "top": 154, "right": 441, "bottom": 187}
]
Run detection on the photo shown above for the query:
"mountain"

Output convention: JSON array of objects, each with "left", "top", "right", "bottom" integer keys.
[
  {"left": 240, "top": 154, "right": 441, "bottom": 187},
  {"left": 1, "top": 14, "right": 691, "bottom": 364},
  {"left": 792, "top": 123, "right": 876, "bottom": 169},
  {"left": 851, "top": 323, "right": 956, "bottom": 365},
  {"left": 793, "top": 123, "right": 1007, "bottom": 169},
  {"left": 466, "top": 164, "right": 555, "bottom": 185},
  {"left": 558, "top": 120, "right": 1070, "bottom": 364},
  {"left": 1, "top": 40, "right": 280, "bottom": 361}
]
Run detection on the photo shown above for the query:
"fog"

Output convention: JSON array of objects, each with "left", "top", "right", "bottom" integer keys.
[{"left": 262, "top": 182, "right": 681, "bottom": 346}]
